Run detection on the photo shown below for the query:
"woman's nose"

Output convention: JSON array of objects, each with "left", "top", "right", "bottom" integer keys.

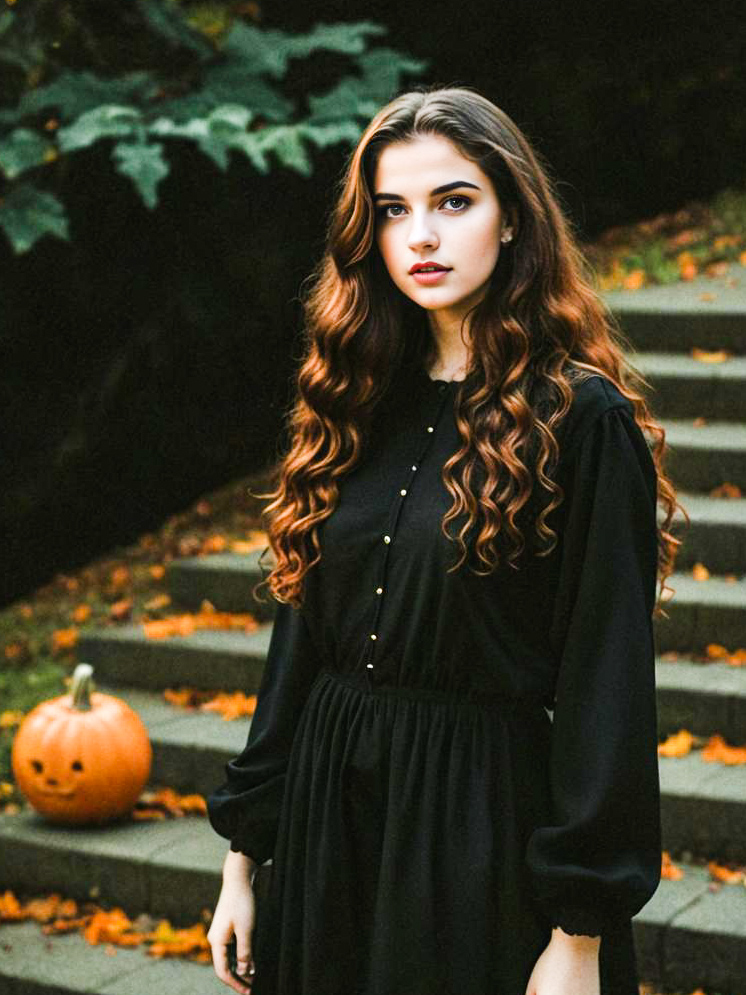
[{"left": 406, "top": 213, "right": 439, "bottom": 251}]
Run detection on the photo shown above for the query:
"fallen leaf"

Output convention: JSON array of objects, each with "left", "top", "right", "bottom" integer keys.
[
  {"left": 661, "top": 851, "right": 684, "bottom": 880},
  {"left": 692, "top": 563, "right": 710, "bottom": 580},
  {"left": 691, "top": 347, "right": 732, "bottom": 363},
  {"left": 701, "top": 734, "right": 746, "bottom": 765},
  {"left": 658, "top": 729, "right": 695, "bottom": 758},
  {"left": 708, "top": 860, "right": 745, "bottom": 883}
]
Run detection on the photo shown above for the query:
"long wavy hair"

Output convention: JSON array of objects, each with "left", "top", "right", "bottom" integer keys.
[{"left": 254, "top": 84, "right": 687, "bottom": 615}]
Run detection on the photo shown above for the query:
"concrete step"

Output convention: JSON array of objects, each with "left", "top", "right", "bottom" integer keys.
[
  {"left": 78, "top": 568, "right": 746, "bottom": 690},
  {"left": 105, "top": 665, "right": 746, "bottom": 796},
  {"left": 76, "top": 624, "right": 271, "bottom": 692},
  {"left": 0, "top": 840, "right": 744, "bottom": 995},
  {"left": 166, "top": 549, "right": 276, "bottom": 621},
  {"left": 631, "top": 350, "right": 746, "bottom": 421},
  {"left": 654, "top": 570, "right": 746, "bottom": 654},
  {"left": 0, "top": 919, "right": 227, "bottom": 995},
  {"left": 634, "top": 857, "right": 746, "bottom": 994},
  {"left": 601, "top": 271, "right": 746, "bottom": 354},
  {"left": 665, "top": 490, "right": 746, "bottom": 573},
  {"left": 659, "top": 417, "right": 746, "bottom": 492},
  {"left": 656, "top": 656, "right": 746, "bottom": 743}
]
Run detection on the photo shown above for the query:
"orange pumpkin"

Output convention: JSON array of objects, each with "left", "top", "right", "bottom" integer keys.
[{"left": 11, "top": 663, "right": 152, "bottom": 825}]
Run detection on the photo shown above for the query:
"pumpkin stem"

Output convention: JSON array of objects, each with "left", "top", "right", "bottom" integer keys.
[{"left": 70, "top": 663, "right": 95, "bottom": 711}]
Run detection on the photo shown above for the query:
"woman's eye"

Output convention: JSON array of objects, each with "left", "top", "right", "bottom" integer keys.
[
  {"left": 376, "top": 204, "right": 404, "bottom": 219},
  {"left": 444, "top": 195, "right": 470, "bottom": 210}
]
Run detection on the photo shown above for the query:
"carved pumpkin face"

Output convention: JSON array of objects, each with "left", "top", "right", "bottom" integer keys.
[{"left": 11, "top": 665, "right": 152, "bottom": 825}]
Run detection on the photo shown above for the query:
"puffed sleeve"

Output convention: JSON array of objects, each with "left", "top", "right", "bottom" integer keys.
[
  {"left": 524, "top": 400, "right": 662, "bottom": 938},
  {"left": 206, "top": 596, "right": 323, "bottom": 866}
]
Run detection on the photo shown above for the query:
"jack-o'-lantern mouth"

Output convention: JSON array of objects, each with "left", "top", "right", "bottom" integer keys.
[{"left": 37, "top": 786, "right": 77, "bottom": 798}]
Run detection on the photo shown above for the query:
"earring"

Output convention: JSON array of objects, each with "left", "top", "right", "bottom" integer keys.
[{"left": 500, "top": 229, "right": 513, "bottom": 243}]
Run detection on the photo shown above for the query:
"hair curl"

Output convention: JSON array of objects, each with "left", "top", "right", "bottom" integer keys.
[{"left": 253, "top": 84, "right": 688, "bottom": 617}]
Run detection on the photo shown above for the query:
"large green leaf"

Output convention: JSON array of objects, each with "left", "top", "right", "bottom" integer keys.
[
  {"left": 149, "top": 104, "right": 268, "bottom": 172},
  {"left": 221, "top": 20, "right": 388, "bottom": 79},
  {"left": 0, "top": 70, "right": 155, "bottom": 129},
  {"left": 57, "top": 105, "right": 144, "bottom": 153},
  {"left": 0, "top": 128, "right": 54, "bottom": 179},
  {"left": 111, "top": 139, "right": 170, "bottom": 208},
  {"left": 256, "top": 125, "right": 313, "bottom": 176},
  {"left": 0, "top": 183, "right": 69, "bottom": 254}
]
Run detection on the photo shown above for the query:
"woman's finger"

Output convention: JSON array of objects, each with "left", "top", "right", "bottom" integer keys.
[
  {"left": 235, "top": 931, "right": 255, "bottom": 980},
  {"left": 210, "top": 938, "right": 253, "bottom": 995}
]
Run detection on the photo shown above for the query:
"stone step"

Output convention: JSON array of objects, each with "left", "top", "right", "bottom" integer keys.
[
  {"left": 654, "top": 570, "right": 746, "bottom": 654},
  {"left": 166, "top": 549, "right": 275, "bottom": 621},
  {"left": 666, "top": 490, "right": 746, "bottom": 573},
  {"left": 601, "top": 272, "right": 746, "bottom": 354},
  {"left": 631, "top": 350, "right": 746, "bottom": 420},
  {"left": 77, "top": 568, "right": 746, "bottom": 691},
  {"left": 0, "top": 919, "right": 227, "bottom": 995},
  {"left": 76, "top": 624, "right": 271, "bottom": 692},
  {"left": 103, "top": 664, "right": 746, "bottom": 795},
  {"left": 656, "top": 656, "right": 746, "bottom": 743},
  {"left": 0, "top": 837, "right": 744, "bottom": 995},
  {"left": 659, "top": 417, "right": 746, "bottom": 492},
  {"left": 634, "top": 857, "right": 746, "bottom": 994}
]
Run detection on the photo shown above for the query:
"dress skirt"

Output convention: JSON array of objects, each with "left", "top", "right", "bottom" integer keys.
[{"left": 250, "top": 668, "right": 640, "bottom": 995}]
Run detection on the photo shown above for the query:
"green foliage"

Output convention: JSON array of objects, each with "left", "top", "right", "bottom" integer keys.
[{"left": 0, "top": 3, "right": 429, "bottom": 254}]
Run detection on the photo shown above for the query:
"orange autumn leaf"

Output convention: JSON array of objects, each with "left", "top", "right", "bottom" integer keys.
[
  {"left": 658, "top": 729, "right": 695, "bottom": 758},
  {"left": 51, "top": 627, "right": 78, "bottom": 653},
  {"left": 690, "top": 347, "right": 733, "bottom": 364},
  {"left": 109, "top": 566, "right": 131, "bottom": 589},
  {"left": 706, "top": 643, "right": 732, "bottom": 660},
  {"left": 163, "top": 686, "right": 214, "bottom": 709},
  {"left": 740, "top": 249, "right": 746, "bottom": 266},
  {"left": 143, "top": 608, "right": 258, "bottom": 639},
  {"left": 708, "top": 860, "right": 745, "bottom": 884},
  {"left": 691, "top": 562, "right": 710, "bottom": 580},
  {"left": 83, "top": 908, "right": 145, "bottom": 946},
  {"left": 72, "top": 603, "right": 91, "bottom": 623},
  {"left": 150, "top": 564, "right": 166, "bottom": 580},
  {"left": 132, "top": 787, "right": 207, "bottom": 819},
  {"left": 200, "top": 691, "right": 258, "bottom": 721},
  {"left": 144, "top": 593, "right": 171, "bottom": 611},
  {"left": 1, "top": 710, "right": 24, "bottom": 728},
  {"left": 701, "top": 734, "right": 746, "bottom": 765},
  {"left": 202, "top": 534, "right": 227, "bottom": 553},
  {"left": 710, "top": 482, "right": 742, "bottom": 498},
  {"left": 705, "top": 643, "right": 746, "bottom": 666},
  {"left": 623, "top": 269, "right": 645, "bottom": 290},
  {"left": 661, "top": 851, "right": 684, "bottom": 880},
  {"left": 145, "top": 920, "right": 211, "bottom": 959},
  {"left": 109, "top": 598, "right": 133, "bottom": 621},
  {"left": 0, "top": 889, "right": 25, "bottom": 920}
]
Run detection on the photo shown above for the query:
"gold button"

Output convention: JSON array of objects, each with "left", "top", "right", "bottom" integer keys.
[
  {"left": 370, "top": 633, "right": 377, "bottom": 640},
  {"left": 376, "top": 587, "right": 383, "bottom": 595},
  {"left": 400, "top": 489, "right": 407, "bottom": 496},
  {"left": 383, "top": 535, "right": 391, "bottom": 544}
]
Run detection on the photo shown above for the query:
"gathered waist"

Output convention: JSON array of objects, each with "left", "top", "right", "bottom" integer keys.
[{"left": 317, "top": 668, "right": 552, "bottom": 714}]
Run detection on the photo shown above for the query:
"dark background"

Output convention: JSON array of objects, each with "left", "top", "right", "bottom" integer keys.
[{"left": 2, "top": 0, "right": 745, "bottom": 607}]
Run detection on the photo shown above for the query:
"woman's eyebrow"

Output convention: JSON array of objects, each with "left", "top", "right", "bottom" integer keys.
[{"left": 373, "top": 180, "right": 481, "bottom": 202}]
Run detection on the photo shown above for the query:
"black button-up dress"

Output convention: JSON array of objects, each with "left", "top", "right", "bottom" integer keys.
[{"left": 207, "top": 362, "right": 662, "bottom": 995}]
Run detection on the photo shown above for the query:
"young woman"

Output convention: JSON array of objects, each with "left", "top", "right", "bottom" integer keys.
[{"left": 206, "top": 84, "right": 685, "bottom": 995}]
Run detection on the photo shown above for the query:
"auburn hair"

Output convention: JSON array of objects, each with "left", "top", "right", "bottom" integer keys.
[{"left": 253, "top": 84, "right": 687, "bottom": 615}]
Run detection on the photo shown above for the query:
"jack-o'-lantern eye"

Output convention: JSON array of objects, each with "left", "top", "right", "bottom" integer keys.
[
  {"left": 31, "top": 759, "right": 43, "bottom": 773},
  {"left": 71, "top": 760, "right": 83, "bottom": 772}
]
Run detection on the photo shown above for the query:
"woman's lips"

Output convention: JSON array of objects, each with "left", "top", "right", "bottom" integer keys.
[{"left": 411, "top": 268, "right": 451, "bottom": 285}]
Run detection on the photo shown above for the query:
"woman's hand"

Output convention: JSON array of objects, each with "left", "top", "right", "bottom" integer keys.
[
  {"left": 207, "top": 849, "right": 258, "bottom": 994},
  {"left": 524, "top": 926, "right": 601, "bottom": 995}
]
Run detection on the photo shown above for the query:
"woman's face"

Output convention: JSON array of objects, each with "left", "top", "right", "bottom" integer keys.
[{"left": 373, "top": 134, "right": 509, "bottom": 326}]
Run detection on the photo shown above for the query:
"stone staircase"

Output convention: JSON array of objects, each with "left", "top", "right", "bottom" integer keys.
[{"left": 1, "top": 269, "right": 746, "bottom": 994}]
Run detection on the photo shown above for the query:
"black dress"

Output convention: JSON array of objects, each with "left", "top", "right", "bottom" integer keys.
[{"left": 207, "top": 363, "right": 662, "bottom": 995}]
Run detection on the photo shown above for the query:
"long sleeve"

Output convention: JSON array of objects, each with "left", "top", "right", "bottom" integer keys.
[
  {"left": 206, "top": 597, "right": 323, "bottom": 866},
  {"left": 524, "top": 400, "right": 662, "bottom": 938}
]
